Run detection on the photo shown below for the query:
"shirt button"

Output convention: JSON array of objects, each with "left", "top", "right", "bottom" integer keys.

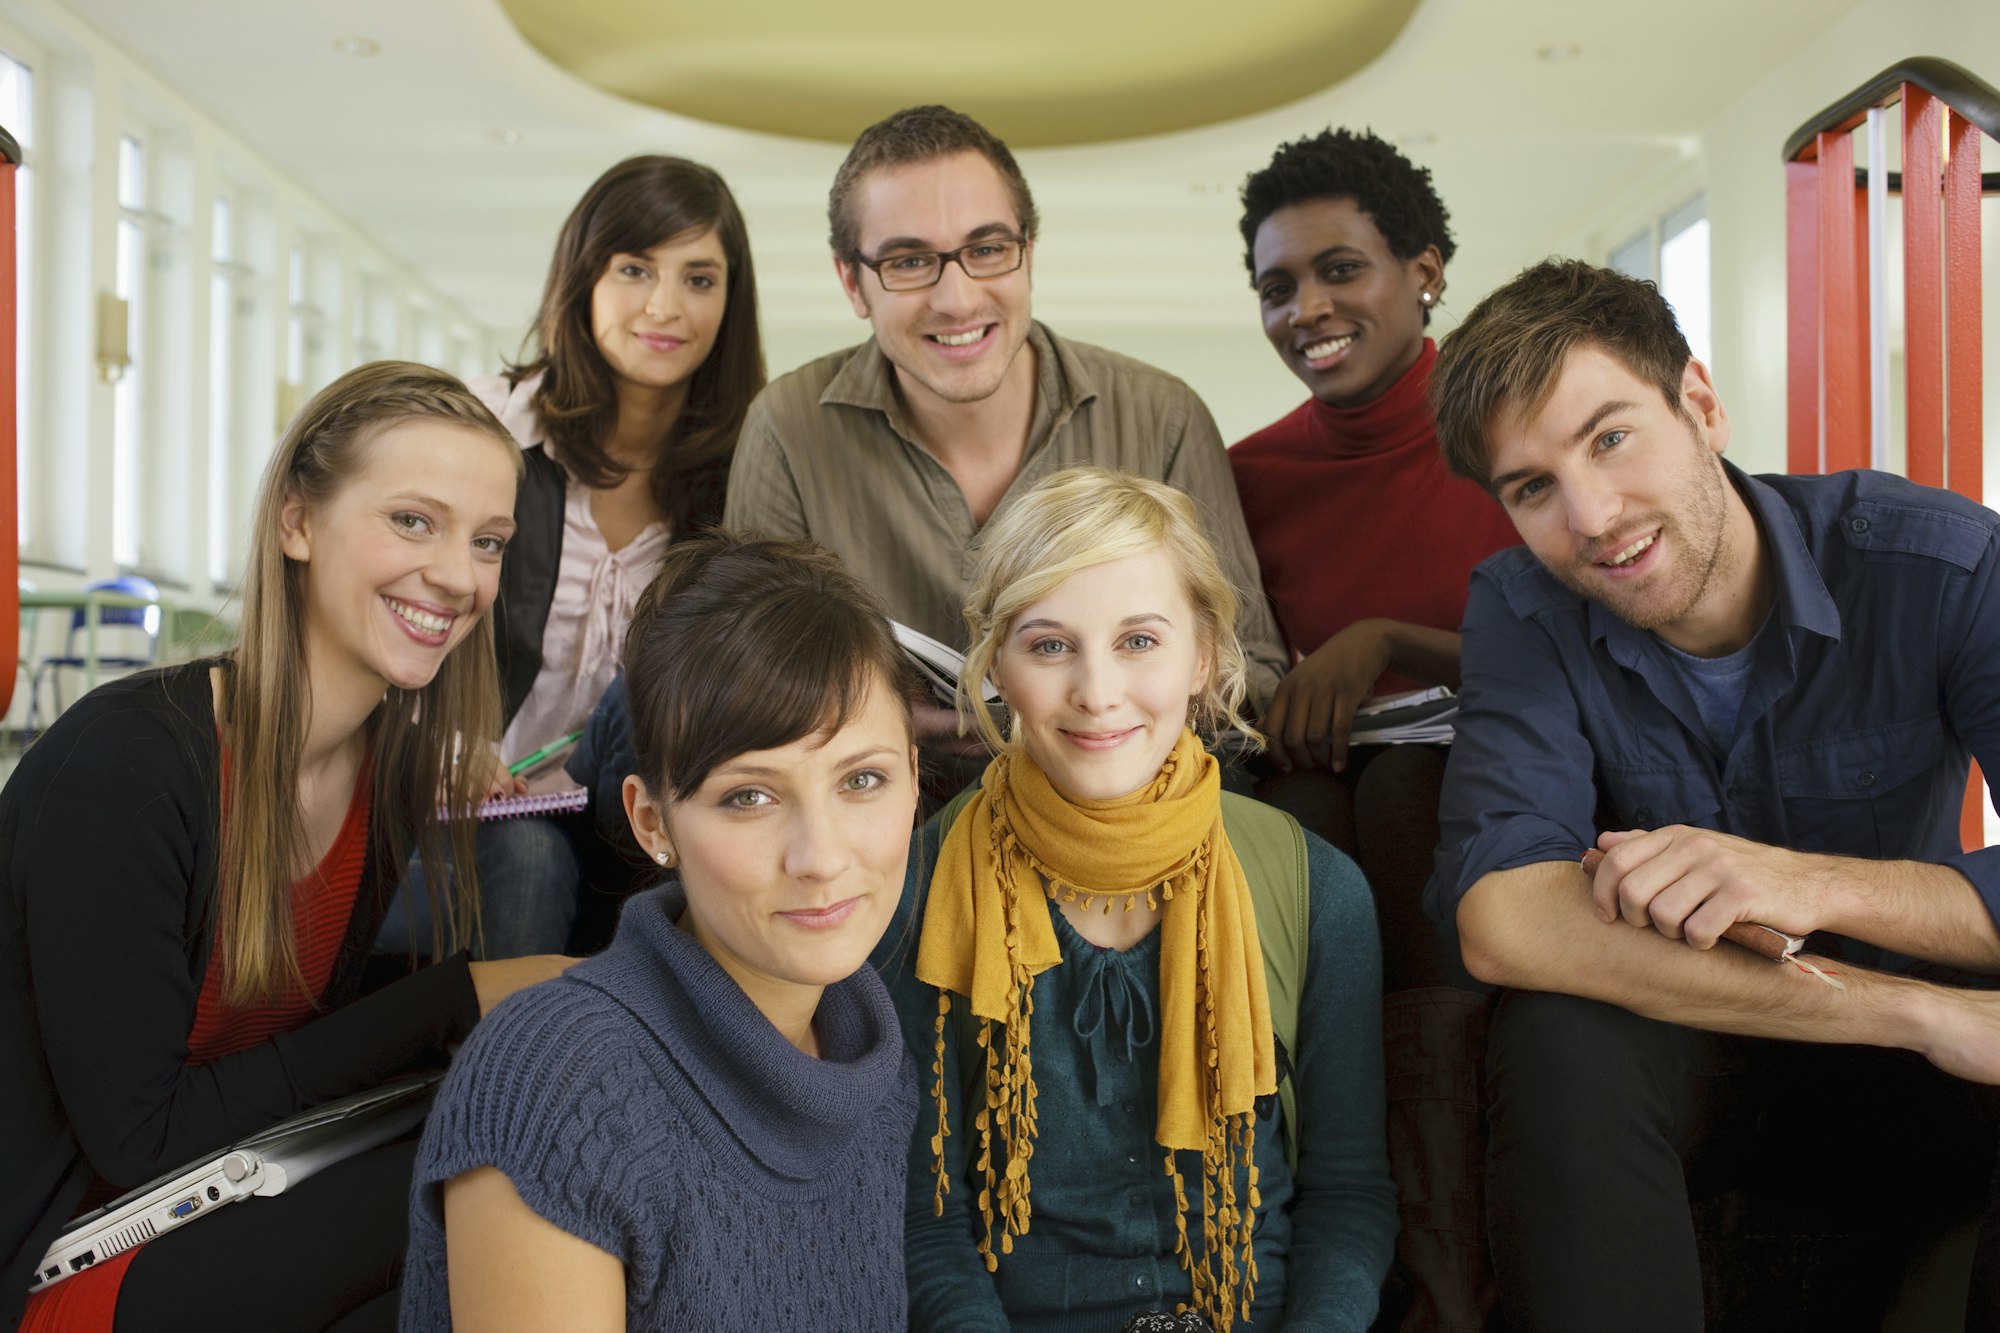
[
  {"left": 1859, "top": 770, "right": 1876, "bottom": 787},
  {"left": 1121, "top": 1101, "right": 1139, "bottom": 1116},
  {"left": 1850, "top": 516, "right": 1870, "bottom": 534},
  {"left": 1127, "top": 1152, "right": 1140, "bottom": 1165},
  {"left": 1633, "top": 806, "right": 1653, "bottom": 824},
  {"left": 1135, "top": 1273, "right": 1152, "bottom": 1291}
]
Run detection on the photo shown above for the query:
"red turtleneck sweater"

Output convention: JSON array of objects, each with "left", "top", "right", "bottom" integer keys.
[{"left": 1229, "top": 340, "right": 1520, "bottom": 680}]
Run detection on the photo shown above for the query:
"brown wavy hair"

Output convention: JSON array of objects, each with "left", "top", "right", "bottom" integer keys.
[
  {"left": 513, "top": 156, "right": 764, "bottom": 537},
  {"left": 221, "top": 361, "right": 520, "bottom": 1004},
  {"left": 1431, "top": 258, "right": 1694, "bottom": 488}
]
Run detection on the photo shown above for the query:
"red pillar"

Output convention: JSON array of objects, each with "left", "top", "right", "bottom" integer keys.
[
  {"left": 1816, "top": 130, "right": 1868, "bottom": 473},
  {"left": 1786, "top": 159, "right": 1821, "bottom": 475}
]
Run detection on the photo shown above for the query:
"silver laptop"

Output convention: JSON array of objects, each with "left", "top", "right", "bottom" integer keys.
[{"left": 28, "top": 1072, "right": 442, "bottom": 1292}]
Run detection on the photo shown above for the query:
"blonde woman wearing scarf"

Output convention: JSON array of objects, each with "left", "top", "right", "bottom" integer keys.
[{"left": 878, "top": 466, "right": 1396, "bottom": 1332}]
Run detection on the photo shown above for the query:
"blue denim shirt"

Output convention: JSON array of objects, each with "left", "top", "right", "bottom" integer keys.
[{"left": 1428, "top": 464, "right": 2000, "bottom": 973}]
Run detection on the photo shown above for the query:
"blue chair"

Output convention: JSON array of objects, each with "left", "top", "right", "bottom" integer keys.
[{"left": 25, "top": 574, "right": 162, "bottom": 735}]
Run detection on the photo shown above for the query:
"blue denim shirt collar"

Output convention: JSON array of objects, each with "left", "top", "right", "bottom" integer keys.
[{"left": 1587, "top": 460, "right": 1843, "bottom": 670}]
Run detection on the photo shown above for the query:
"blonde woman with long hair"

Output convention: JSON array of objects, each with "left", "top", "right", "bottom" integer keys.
[
  {"left": 2, "top": 362, "right": 571, "bottom": 1333},
  {"left": 878, "top": 465, "right": 1396, "bottom": 1331}
]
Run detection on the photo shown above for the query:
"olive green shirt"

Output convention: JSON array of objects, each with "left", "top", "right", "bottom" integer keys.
[{"left": 723, "top": 322, "right": 1286, "bottom": 708}]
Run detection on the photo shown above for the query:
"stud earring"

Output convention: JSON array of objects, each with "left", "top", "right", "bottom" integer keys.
[
  {"left": 1420, "top": 291, "right": 1434, "bottom": 305},
  {"left": 654, "top": 850, "right": 674, "bottom": 868}
]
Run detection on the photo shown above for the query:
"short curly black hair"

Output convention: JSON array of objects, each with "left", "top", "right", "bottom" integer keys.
[{"left": 1239, "top": 127, "right": 1455, "bottom": 280}]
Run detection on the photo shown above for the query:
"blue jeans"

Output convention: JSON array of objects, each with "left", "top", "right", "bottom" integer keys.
[{"left": 375, "top": 815, "right": 582, "bottom": 958}]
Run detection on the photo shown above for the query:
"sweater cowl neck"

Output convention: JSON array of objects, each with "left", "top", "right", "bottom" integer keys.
[
  {"left": 1308, "top": 338, "right": 1437, "bottom": 456},
  {"left": 572, "top": 886, "right": 904, "bottom": 1181}
]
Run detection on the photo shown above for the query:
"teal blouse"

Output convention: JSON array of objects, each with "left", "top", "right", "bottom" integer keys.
[{"left": 874, "top": 819, "right": 1397, "bottom": 1331}]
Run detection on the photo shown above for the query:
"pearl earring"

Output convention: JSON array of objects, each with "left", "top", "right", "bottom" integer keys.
[
  {"left": 1420, "top": 291, "right": 1434, "bottom": 305},
  {"left": 654, "top": 850, "right": 673, "bottom": 868}
]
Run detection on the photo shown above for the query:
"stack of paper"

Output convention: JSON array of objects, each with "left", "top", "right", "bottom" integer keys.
[
  {"left": 893, "top": 621, "right": 1001, "bottom": 707},
  {"left": 1348, "top": 686, "right": 1458, "bottom": 746}
]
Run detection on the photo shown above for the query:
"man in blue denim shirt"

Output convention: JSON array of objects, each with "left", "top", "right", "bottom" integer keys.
[{"left": 1425, "top": 260, "right": 2000, "bottom": 1333}]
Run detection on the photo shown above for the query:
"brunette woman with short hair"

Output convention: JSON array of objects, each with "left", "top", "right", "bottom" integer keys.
[
  {"left": 403, "top": 534, "right": 921, "bottom": 1331},
  {"left": 0, "top": 362, "right": 571, "bottom": 1332},
  {"left": 387, "top": 155, "right": 767, "bottom": 957}
]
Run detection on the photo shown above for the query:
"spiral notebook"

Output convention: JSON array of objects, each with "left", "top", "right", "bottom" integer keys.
[
  {"left": 470, "top": 785, "right": 589, "bottom": 821},
  {"left": 441, "top": 766, "right": 590, "bottom": 822}
]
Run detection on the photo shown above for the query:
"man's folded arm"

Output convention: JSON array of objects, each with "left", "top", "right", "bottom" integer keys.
[
  {"left": 1457, "top": 859, "right": 2000, "bottom": 1085},
  {"left": 1812, "top": 853, "right": 2000, "bottom": 973}
]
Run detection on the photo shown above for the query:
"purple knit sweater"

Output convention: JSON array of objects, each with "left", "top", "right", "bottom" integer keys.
[{"left": 401, "top": 888, "right": 918, "bottom": 1330}]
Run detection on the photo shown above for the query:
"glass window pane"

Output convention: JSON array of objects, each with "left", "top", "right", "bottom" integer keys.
[
  {"left": 1609, "top": 229, "right": 1653, "bottom": 282},
  {"left": 1661, "top": 195, "right": 1707, "bottom": 246},
  {"left": 117, "top": 134, "right": 143, "bottom": 210},
  {"left": 209, "top": 267, "right": 232, "bottom": 584},
  {"left": 113, "top": 217, "right": 143, "bottom": 567},
  {"left": 1660, "top": 215, "right": 1712, "bottom": 367}
]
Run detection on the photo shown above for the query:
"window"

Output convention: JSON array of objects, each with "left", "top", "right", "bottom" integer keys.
[
  {"left": 112, "top": 133, "right": 144, "bottom": 568},
  {"left": 285, "top": 240, "right": 305, "bottom": 386},
  {"left": 1657, "top": 198, "right": 1711, "bottom": 369},
  {"left": 356, "top": 270, "right": 397, "bottom": 364},
  {"left": 1608, "top": 194, "right": 1711, "bottom": 367},
  {"left": 411, "top": 304, "right": 443, "bottom": 368},
  {"left": 0, "top": 51, "right": 31, "bottom": 552},
  {"left": 208, "top": 194, "right": 233, "bottom": 585}
]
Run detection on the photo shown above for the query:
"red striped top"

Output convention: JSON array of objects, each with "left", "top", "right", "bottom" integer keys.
[
  {"left": 186, "top": 761, "right": 373, "bottom": 1061},
  {"left": 20, "top": 757, "right": 374, "bottom": 1333}
]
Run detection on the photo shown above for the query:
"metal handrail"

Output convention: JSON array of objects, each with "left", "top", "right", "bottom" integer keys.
[{"left": 1784, "top": 56, "right": 2000, "bottom": 162}]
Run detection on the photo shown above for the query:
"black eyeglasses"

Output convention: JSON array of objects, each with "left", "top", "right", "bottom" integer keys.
[{"left": 849, "top": 237, "right": 1028, "bottom": 291}]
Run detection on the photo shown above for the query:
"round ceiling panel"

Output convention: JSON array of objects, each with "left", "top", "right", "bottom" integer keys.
[{"left": 495, "top": 0, "right": 1420, "bottom": 147}]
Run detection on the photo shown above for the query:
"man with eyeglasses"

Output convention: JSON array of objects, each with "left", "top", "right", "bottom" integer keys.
[{"left": 725, "top": 105, "right": 1286, "bottom": 781}]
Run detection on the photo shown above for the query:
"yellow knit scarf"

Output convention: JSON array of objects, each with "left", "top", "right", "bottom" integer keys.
[{"left": 915, "top": 730, "right": 1276, "bottom": 1331}]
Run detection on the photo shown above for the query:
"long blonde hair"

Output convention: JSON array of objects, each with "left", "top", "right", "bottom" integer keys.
[
  {"left": 219, "top": 361, "right": 521, "bottom": 1005},
  {"left": 958, "top": 465, "right": 1261, "bottom": 753}
]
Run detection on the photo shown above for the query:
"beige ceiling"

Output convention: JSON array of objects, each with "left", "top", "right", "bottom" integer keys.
[{"left": 496, "top": 0, "right": 1420, "bottom": 146}]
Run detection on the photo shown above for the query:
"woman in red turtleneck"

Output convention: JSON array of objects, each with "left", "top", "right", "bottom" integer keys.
[
  {"left": 1229, "top": 128, "right": 1516, "bottom": 1332},
  {"left": 1231, "top": 128, "right": 1517, "bottom": 987}
]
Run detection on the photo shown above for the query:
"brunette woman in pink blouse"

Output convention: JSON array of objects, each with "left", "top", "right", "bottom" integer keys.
[{"left": 380, "top": 156, "right": 765, "bottom": 959}]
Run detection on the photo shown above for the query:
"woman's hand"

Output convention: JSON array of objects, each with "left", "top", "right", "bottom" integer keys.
[
  {"left": 1263, "top": 621, "right": 1395, "bottom": 773},
  {"left": 484, "top": 753, "right": 529, "bottom": 801},
  {"left": 468, "top": 955, "right": 577, "bottom": 1016}
]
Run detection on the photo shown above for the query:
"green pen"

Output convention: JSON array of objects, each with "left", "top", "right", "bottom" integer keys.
[{"left": 507, "top": 729, "right": 585, "bottom": 777}]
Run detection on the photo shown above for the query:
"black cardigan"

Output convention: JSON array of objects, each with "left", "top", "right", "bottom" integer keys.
[
  {"left": 493, "top": 441, "right": 567, "bottom": 729},
  {"left": 0, "top": 662, "right": 480, "bottom": 1322}
]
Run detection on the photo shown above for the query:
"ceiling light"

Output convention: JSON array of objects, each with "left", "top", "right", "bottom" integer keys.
[
  {"left": 487, "top": 128, "right": 525, "bottom": 147},
  {"left": 1537, "top": 43, "right": 1580, "bottom": 62},
  {"left": 332, "top": 35, "right": 381, "bottom": 58}
]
